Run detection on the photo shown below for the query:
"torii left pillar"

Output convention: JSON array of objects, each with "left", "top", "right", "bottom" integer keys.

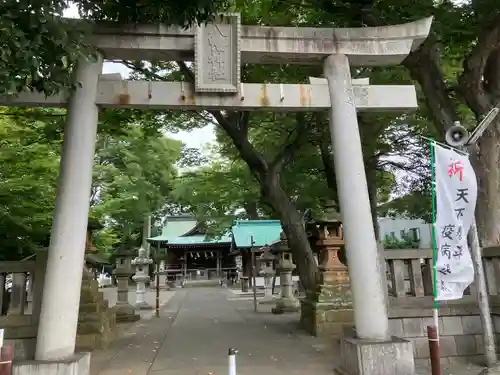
[{"left": 13, "top": 56, "right": 103, "bottom": 375}]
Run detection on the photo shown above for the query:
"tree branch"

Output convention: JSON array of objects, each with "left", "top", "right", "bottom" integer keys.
[
  {"left": 356, "top": 7, "right": 459, "bottom": 135},
  {"left": 319, "top": 138, "right": 337, "bottom": 195},
  {"left": 457, "top": 16, "right": 500, "bottom": 116},
  {"left": 402, "top": 38, "right": 459, "bottom": 134},
  {"left": 270, "top": 113, "right": 308, "bottom": 172},
  {"left": 176, "top": 61, "right": 267, "bottom": 174}
]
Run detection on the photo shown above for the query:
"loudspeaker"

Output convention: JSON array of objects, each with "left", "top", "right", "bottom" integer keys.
[{"left": 445, "top": 124, "right": 469, "bottom": 147}]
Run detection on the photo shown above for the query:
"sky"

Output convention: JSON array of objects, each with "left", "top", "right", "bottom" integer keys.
[{"left": 63, "top": 5, "right": 216, "bottom": 152}]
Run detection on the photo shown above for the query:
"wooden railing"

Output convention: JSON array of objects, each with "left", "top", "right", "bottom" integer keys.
[
  {"left": 481, "top": 246, "right": 500, "bottom": 304},
  {"left": 0, "top": 251, "right": 47, "bottom": 355},
  {"left": 384, "top": 248, "right": 479, "bottom": 305}
]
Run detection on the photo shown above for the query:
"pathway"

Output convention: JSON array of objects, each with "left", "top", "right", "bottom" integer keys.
[
  {"left": 90, "top": 287, "right": 490, "bottom": 375},
  {"left": 90, "top": 287, "right": 338, "bottom": 375}
]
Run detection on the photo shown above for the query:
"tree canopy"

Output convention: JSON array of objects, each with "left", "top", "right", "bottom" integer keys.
[
  {"left": 0, "top": 0, "right": 227, "bottom": 95},
  {"left": 0, "top": 107, "right": 183, "bottom": 259}
]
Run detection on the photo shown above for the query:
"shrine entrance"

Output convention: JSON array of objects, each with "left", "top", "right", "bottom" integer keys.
[{"left": 0, "top": 14, "right": 432, "bottom": 375}]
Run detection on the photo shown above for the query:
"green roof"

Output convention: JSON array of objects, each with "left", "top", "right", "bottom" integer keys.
[
  {"left": 167, "top": 234, "right": 232, "bottom": 246},
  {"left": 148, "top": 215, "right": 197, "bottom": 242},
  {"left": 231, "top": 220, "right": 282, "bottom": 248}
]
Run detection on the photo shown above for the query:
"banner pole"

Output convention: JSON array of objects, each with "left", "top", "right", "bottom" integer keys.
[
  {"left": 460, "top": 145, "right": 497, "bottom": 367},
  {"left": 468, "top": 219, "right": 497, "bottom": 367},
  {"left": 429, "top": 140, "right": 439, "bottom": 328},
  {"left": 429, "top": 140, "right": 442, "bottom": 375}
]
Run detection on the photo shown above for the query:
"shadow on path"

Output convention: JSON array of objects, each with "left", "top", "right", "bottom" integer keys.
[{"left": 90, "top": 288, "right": 339, "bottom": 375}]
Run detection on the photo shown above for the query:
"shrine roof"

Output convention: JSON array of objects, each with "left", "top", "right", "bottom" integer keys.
[
  {"left": 231, "top": 220, "right": 282, "bottom": 248},
  {"left": 148, "top": 214, "right": 198, "bottom": 242}
]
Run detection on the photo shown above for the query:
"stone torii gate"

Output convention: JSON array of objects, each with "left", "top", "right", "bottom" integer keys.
[{"left": 3, "top": 14, "right": 432, "bottom": 375}]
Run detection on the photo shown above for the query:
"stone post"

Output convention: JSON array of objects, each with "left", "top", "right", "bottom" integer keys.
[
  {"left": 132, "top": 247, "right": 153, "bottom": 310},
  {"left": 257, "top": 247, "right": 275, "bottom": 303},
  {"left": 159, "top": 260, "right": 167, "bottom": 289},
  {"left": 35, "top": 55, "right": 103, "bottom": 362},
  {"left": 272, "top": 254, "right": 299, "bottom": 314},
  {"left": 113, "top": 247, "right": 139, "bottom": 322},
  {"left": 324, "top": 54, "right": 389, "bottom": 341},
  {"left": 241, "top": 277, "right": 249, "bottom": 292}
]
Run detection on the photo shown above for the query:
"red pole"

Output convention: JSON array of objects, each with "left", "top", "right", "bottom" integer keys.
[
  {"left": 427, "top": 325, "right": 441, "bottom": 375},
  {"left": 0, "top": 344, "right": 13, "bottom": 375}
]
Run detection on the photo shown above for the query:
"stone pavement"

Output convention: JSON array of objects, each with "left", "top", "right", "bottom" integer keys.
[
  {"left": 90, "top": 287, "right": 337, "bottom": 375},
  {"left": 90, "top": 287, "right": 491, "bottom": 375}
]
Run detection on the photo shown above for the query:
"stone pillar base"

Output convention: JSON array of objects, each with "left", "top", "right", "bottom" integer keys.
[
  {"left": 335, "top": 336, "right": 415, "bottom": 375},
  {"left": 115, "top": 304, "right": 140, "bottom": 323},
  {"left": 77, "top": 276, "right": 117, "bottom": 351},
  {"left": 272, "top": 297, "right": 300, "bottom": 314},
  {"left": 300, "top": 299, "right": 353, "bottom": 337},
  {"left": 13, "top": 353, "right": 90, "bottom": 375}
]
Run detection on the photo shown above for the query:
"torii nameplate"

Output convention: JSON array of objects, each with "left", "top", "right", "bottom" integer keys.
[{"left": 194, "top": 13, "right": 241, "bottom": 94}]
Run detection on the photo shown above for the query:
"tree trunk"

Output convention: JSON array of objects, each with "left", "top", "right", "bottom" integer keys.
[
  {"left": 244, "top": 201, "right": 259, "bottom": 219},
  {"left": 458, "top": 46, "right": 500, "bottom": 247},
  {"left": 366, "top": 172, "right": 380, "bottom": 241},
  {"left": 260, "top": 171, "right": 317, "bottom": 293},
  {"left": 319, "top": 140, "right": 338, "bottom": 201},
  {"left": 470, "top": 126, "right": 500, "bottom": 246}
]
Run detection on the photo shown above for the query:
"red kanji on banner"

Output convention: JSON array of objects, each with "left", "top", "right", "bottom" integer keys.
[{"left": 448, "top": 161, "right": 464, "bottom": 182}]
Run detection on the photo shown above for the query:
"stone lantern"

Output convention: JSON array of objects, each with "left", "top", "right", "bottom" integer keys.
[
  {"left": 132, "top": 246, "right": 153, "bottom": 310},
  {"left": 113, "top": 245, "right": 140, "bottom": 322},
  {"left": 300, "top": 200, "right": 353, "bottom": 337},
  {"left": 270, "top": 232, "right": 300, "bottom": 314}
]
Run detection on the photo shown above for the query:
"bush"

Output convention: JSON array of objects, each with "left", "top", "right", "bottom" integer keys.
[{"left": 383, "top": 234, "right": 420, "bottom": 249}]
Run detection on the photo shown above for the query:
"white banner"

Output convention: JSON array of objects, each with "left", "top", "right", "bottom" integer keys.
[{"left": 434, "top": 143, "right": 477, "bottom": 300}]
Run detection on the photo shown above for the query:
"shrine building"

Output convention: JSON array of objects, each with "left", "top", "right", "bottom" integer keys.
[{"left": 148, "top": 215, "right": 234, "bottom": 280}]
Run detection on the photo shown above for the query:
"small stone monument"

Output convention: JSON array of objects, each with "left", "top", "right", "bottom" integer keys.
[
  {"left": 300, "top": 201, "right": 353, "bottom": 336},
  {"left": 132, "top": 246, "right": 153, "bottom": 310},
  {"left": 271, "top": 232, "right": 300, "bottom": 314},
  {"left": 257, "top": 247, "right": 275, "bottom": 302},
  {"left": 76, "top": 219, "right": 117, "bottom": 350},
  {"left": 240, "top": 276, "right": 249, "bottom": 292},
  {"left": 113, "top": 245, "right": 140, "bottom": 322}
]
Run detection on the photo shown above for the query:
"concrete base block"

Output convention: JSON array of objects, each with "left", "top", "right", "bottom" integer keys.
[
  {"left": 115, "top": 303, "right": 140, "bottom": 322},
  {"left": 136, "top": 302, "right": 153, "bottom": 310},
  {"left": 272, "top": 297, "right": 300, "bottom": 314},
  {"left": 300, "top": 299, "right": 354, "bottom": 337},
  {"left": 336, "top": 336, "right": 415, "bottom": 375},
  {"left": 13, "top": 352, "right": 90, "bottom": 375},
  {"left": 116, "top": 313, "right": 140, "bottom": 323}
]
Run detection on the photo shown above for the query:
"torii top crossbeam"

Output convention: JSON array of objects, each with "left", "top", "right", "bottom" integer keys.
[
  {"left": 2, "top": 15, "right": 432, "bottom": 111},
  {"left": 91, "top": 16, "right": 433, "bottom": 66}
]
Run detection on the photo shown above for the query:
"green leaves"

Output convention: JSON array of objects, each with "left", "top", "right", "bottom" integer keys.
[
  {"left": 1, "top": 0, "right": 227, "bottom": 96},
  {"left": 0, "top": 4, "right": 90, "bottom": 96},
  {"left": 0, "top": 106, "right": 184, "bottom": 259},
  {"left": 0, "top": 109, "right": 61, "bottom": 259},
  {"left": 90, "top": 122, "right": 182, "bottom": 244}
]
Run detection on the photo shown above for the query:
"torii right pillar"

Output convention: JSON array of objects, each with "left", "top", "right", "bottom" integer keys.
[{"left": 324, "top": 54, "right": 414, "bottom": 375}]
